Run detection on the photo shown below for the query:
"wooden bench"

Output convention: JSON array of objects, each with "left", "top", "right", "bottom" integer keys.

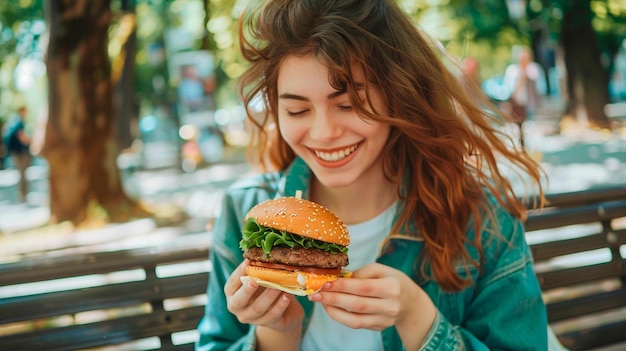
[
  {"left": 0, "top": 185, "right": 625, "bottom": 350},
  {"left": 0, "top": 232, "right": 210, "bottom": 351},
  {"left": 526, "top": 185, "right": 626, "bottom": 350}
]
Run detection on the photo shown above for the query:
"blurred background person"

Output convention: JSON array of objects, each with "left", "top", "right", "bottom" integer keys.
[
  {"left": 2, "top": 106, "right": 32, "bottom": 203},
  {"left": 503, "top": 46, "right": 546, "bottom": 149},
  {"left": 503, "top": 45, "right": 546, "bottom": 123},
  {"left": 460, "top": 56, "right": 485, "bottom": 102},
  {"left": 178, "top": 64, "right": 206, "bottom": 112},
  {"left": 462, "top": 57, "right": 482, "bottom": 88}
]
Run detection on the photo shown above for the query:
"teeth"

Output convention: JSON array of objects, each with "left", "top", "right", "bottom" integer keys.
[{"left": 314, "top": 144, "right": 358, "bottom": 162}]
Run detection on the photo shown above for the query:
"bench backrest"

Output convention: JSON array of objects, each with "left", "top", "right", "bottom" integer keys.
[
  {"left": 525, "top": 185, "right": 626, "bottom": 351},
  {"left": 0, "top": 233, "right": 210, "bottom": 351}
]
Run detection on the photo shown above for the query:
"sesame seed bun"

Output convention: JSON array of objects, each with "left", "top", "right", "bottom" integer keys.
[{"left": 244, "top": 197, "right": 350, "bottom": 246}]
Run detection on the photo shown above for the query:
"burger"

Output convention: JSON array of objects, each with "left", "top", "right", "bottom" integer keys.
[{"left": 239, "top": 196, "right": 351, "bottom": 296}]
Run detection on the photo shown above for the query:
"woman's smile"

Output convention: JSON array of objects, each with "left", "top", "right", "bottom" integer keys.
[{"left": 310, "top": 142, "right": 361, "bottom": 164}]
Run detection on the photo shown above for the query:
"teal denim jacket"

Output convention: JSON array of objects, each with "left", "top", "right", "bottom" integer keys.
[{"left": 196, "top": 158, "right": 548, "bottom": 350}]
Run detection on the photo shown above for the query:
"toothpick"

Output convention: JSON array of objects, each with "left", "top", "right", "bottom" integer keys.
[{"left": 295, "top": 190, "right": 303, "bottom": 199}]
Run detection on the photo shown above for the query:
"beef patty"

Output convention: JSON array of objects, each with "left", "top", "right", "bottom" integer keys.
[{"left": 243, "top": 246, "right": 349, "bottom": 269}]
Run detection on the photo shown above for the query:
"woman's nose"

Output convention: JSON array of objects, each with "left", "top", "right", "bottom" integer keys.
[{"left": 309, "top": 109, "right": 342, "bottom": 141}]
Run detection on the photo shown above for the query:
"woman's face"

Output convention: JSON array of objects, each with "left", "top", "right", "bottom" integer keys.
[{"left": 276, "top": 55, "right": 390, "bottom": 189}]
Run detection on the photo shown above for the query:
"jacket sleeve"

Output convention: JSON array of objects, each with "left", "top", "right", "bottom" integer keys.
[
  {"left": 195, "top": 186, "right": 274, "bottom": 351},
  {"left": 419, "top": 209, "right": 548, "bottom": 351}
]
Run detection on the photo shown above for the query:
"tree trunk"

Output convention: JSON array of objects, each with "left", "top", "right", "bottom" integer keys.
[
  {"left": 200, "top": 0, "right": 214, "bottom": 51},
  {"left": 44, "top": 0, "right": 148, "bottom": 225},
  {"left": 559, "top": 0, "right": 611, "bottom": 129},
  {"left": 114, "top": 0, "right": 138, "bottom": 151}
]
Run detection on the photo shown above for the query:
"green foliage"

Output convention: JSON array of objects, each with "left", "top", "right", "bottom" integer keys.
[
  {"left": 0, "top": 0, "right": 45, "bottom": 122},
  {"left": 133, "top": 1, "right": 170, "bottom": 108},
  {"left": 528, "top": 0, "right": 626, "bottom": 75},
  {"left": 0, "top": 0, "right": 44, "bottom": 59},
  {"left": 3, "top": 0, "right": 625, "bottom": 122},
  {"left": 411, "top": 0, "right": 527, "bottom": 79},
  {"left": 450, "top": 0, "right": 517, "bottom": 40}
]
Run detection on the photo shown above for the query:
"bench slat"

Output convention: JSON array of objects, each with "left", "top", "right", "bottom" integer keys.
[
  {"left": 0, "top": 305, "right": 204, "bottom": 351},
  {"left": 559, "top": 319, "right": 626, "bottom": 351},
  {"left": 0, "top": 245, "right": 209, "bottom": 287},
  {"left": 525, "top": 200, "right": 626, "bottom": 231},
  {"left": 547, "top": 287, "right": 626, "bottom": 322},
  {"left": 542, "top": 185, "right": 626, "bottom": 208},
  {"left": 0, "top": 273, "right": 208, "bottom": 324},
  {"left": 537, "top": 262, "right": 625, "bottom": 290},
  {"left": 531, "top": 228, "right": 626, "bottom": 261}
]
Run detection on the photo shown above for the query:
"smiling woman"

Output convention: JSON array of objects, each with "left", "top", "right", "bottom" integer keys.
[
  {"left": 196, "top": 1, "right": 547, "bottom": 350},
  {"left": 276, "top": 55, "right": 391, "bottom": 193}
]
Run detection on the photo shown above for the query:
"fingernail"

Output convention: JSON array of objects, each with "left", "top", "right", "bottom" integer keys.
[{"left": 308, "top": 293, "right": 321, "bottom": 302}]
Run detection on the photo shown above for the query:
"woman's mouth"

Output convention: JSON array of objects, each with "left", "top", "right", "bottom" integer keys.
[{"left": 312, "top": 143, "right": 361, "bottom": 163}]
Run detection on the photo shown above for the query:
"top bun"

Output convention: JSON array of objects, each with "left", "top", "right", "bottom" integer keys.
[{"left": 245, "top": 197, "right": 350, "bottom": 246}]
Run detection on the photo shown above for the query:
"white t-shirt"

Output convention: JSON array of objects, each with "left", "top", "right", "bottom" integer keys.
[{"left": 301, "top": 202, "right": 396, "bottom": 351}]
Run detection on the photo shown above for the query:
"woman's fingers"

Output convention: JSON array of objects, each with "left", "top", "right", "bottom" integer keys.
[
  {"left": 224, "top": 261, "right": 303, "bottom": 330},
  {"left": 307, "top": 263, "right": 413, "bottom": 330},
  {"left": 312, "top": 279, "right": 402, "bottom": 315},
  {"left": 233, "top": 282, "right": 299, "bottom": 329},
  {"left": 224, "top": 259, "right": 249, "bottom": 297},
  {"left": 311, "top": 286, "right": 400, "bottom": 331},
  {"left": 322, "top": 304, "right": 394, "bottom": 331},
  {"left": 253, "top": 293, "right": 293, "bottom": 327},
  {"left": 326, "top": 264, "right": 404, "bottom": 302}
]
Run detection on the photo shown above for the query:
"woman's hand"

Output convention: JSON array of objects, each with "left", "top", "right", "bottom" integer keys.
[
  {"left": 224, "top": 260, "right": 304, "bottom": 350},
  {"left": 308, "top": 263, "right": 437, "bottom": 349}
]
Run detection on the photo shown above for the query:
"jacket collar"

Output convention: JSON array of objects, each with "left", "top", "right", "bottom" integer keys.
[{"left": 280, "top": 157, "right": 313, "bottom": 199}]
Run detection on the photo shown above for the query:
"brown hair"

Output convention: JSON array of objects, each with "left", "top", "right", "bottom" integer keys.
[{"left": 237, "top": 0, "right": 544, "bottom": 291}]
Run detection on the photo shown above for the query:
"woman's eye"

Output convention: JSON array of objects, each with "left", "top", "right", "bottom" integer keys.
[
  {"left": 338, "top": 105, "right": 353, "bottom": 111},
  {"left": 286, "top": 109, "right": 308, "bottom": 117}
]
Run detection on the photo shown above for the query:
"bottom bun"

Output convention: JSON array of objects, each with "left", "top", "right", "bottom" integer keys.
[
  {"left": 241, "top": 276, "right": 314, "bottom": 296},
  {"left": 244, "top": 265, "right": 348, "bottom": 296}
]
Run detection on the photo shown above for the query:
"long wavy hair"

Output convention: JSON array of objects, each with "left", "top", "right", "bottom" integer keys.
[{"left": 237, "top": 0, "right": 544, "bottom": 291}]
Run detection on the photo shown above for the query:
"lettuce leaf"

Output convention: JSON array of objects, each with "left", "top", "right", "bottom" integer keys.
[{"left": 239, "top": 218, "right": 348, "bottom": 255}]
